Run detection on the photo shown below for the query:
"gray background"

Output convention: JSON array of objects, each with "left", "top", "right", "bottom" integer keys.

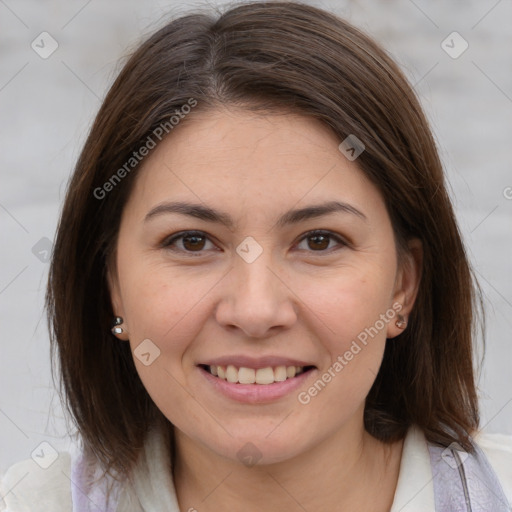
[{"left": 1, "top": 0, "right": 511, "bottom": 474}]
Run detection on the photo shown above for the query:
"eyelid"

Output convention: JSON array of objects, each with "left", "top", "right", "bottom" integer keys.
[
  {"left": 161, "top": 230, "right": 218, "bottom": 255},
  {"left": 161, "top": 229, "right": 349, "bottom": 255},
  {"left": 294, "top": 229, "right": 349, "bottom": 251}
]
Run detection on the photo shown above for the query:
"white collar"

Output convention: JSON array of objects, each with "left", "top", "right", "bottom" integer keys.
[
  {"left": 117, "top": 424, "right": 180, "bottom": 511},
  {"left": 390, "top": 424, "right": 435, "bottom": 511},
  {"left": 121, "top": 423, "right": 434, "bottom": 511}
]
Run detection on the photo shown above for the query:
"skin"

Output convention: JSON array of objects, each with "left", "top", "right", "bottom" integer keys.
[{"left": 108, "top": 106, "right": 422, "bottom": 511}]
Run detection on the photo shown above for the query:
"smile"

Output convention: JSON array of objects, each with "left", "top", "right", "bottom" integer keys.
[
  {"left": 197, "top": 361, "right": 317, "bottom": 404},
  {"left": 202, "top": 364, "right": 315, "bottom": 384}
]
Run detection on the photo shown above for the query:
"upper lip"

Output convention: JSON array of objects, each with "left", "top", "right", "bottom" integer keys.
[{"left": 199, "top": 356, "right": 316, "bottom": 369}]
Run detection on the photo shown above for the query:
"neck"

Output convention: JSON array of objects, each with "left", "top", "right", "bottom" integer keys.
[{"left": 172, "top": 421, "right": 404, "bottom": 512}]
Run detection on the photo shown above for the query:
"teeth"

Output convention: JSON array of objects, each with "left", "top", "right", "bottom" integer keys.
[
  {"left": 255, "top": 367, "right": 275, "bottom": 385},
  {"left": 274, "top": 366, "right": 287, "bottom": 382},
  {"left": 238, "top": 367, "right": 256, "bottom": 384},
  {"left": 207, "top": 364, "right": 307, "bottom": 384},
  {"left": 226, "top": 365, "right": 238, "bottom": 383}
]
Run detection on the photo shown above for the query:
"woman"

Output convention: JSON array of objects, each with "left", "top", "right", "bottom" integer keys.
[{"left": 1, "top": 1, "right": 511, "bottom": 511}]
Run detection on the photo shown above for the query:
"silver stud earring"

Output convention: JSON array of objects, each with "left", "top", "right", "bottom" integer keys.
[
  {"left": 395, "top": 314, "right": 407, "bottom": 329},
  {"left": 111, "top": 316, "right": 124, "bottom": 335}
]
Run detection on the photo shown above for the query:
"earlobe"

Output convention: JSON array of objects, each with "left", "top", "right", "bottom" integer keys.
[
  {"left": 110, "top": 315, "right": 129, "bottom": 340},
  {"left": 387, "top": 238, "right": 423, "bottom": 339},
  {"left": 395, "top": 314, "right": 407, "bottom": 330},
  {"left": 107, "top": 265, "right": 129, "bottom": 341},
  {"left": 111, "top": 316, "right": 124, "bottom": 335},
  {"left": 386, "top": 303, "right": 408, "bottom": 339}
]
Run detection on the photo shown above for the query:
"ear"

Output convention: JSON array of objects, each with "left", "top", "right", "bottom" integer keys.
[
  {"left": 387, "top": 238, "right": 423, "bottom": 339},
  {"left": 107, "top": 259, "right": 130, "bottom": 341}
]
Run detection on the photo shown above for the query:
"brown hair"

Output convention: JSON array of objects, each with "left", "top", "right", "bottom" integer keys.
[{"left": 46, "top": 0, "right": 483, "bottom": 482}]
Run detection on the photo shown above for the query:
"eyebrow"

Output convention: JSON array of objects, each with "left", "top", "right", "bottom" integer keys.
[{"left": 144, "top": 200, "right": 367, "bottom": 229}]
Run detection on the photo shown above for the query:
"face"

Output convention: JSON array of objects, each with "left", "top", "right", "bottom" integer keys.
[{"left": 108, "top": 107, "right": 421, "bottom": 465}]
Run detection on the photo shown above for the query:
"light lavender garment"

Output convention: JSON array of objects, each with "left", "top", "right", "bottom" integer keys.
[
  {"left": 70, "top": 450, "right": 121, "bottom": 512},
  {"left": 70, "top": 431, "right": 510, "bottom": 511},
  {"left": 428, "top": 440, "right": 510, "bottom": 511},
  {"left": 70, "top": 425, "right": 180, "bottom": 512}
]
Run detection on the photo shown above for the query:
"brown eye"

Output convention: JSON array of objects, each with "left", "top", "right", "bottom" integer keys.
[
  {"left": 181, "top": 233, "right": 206, "bottom": 251},
  {"left": 163, "top": 231, "right": 215, "bottom": 254},
  {"left": 296, "top": 230, "right": 346, "bottom": 252},
  {"left": 307, "top": 233, "right": 330, "bottom": 250}
]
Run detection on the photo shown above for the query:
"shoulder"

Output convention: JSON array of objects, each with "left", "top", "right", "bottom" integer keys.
[
  {"left": 0, "top": 452, "right": 72, "bottom": 512},
  {"left": 473, "top": 430, "right": 512, "bottom": 506},
  {"left": 391, "top": 425, "right": 512, "bottom": 512}
]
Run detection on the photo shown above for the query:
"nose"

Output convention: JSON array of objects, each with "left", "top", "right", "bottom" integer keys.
[{"left": 214, "top": 251, "right": 298, "bottom": 339}]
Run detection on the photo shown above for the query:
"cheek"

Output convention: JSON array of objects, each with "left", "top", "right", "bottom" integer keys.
[
  {"left": 118, "top": 267, "right": 217, "bottom": 430},
  {"left": 300, "top": 268, "right": 394, "bottom": 396},
  {"left": 305, "top": 267, "right": 395, "bottom": 343},
  {"left": 296, "top": 287, "right": 389, "bottom": 423},
  {"left": 121, "top": 265, "right": 219, "bottom": 359}
]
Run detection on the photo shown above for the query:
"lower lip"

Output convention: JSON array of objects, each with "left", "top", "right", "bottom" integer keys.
[{"left": 198, "top": 366, "right": 316, "bottom": 404}]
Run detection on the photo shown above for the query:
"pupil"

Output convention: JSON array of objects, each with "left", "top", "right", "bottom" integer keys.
[
  {"left": 184, "top": 235, "right": 204, "bottom": 251},
  {"left": 309, "top": 234, "right": 328, "bottom": 250}
]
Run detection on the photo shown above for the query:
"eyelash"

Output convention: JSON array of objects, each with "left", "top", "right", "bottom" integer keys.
[{"left": 161, "top": 229, "right": 348, "bottom": 256}]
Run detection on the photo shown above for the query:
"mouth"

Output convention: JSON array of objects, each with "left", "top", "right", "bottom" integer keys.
[
  {"left": 199, "top": 364, "right": 316, "bottom": 385},
  {"left": 196, "top": 356, "right": 318, "bottom": 403}
]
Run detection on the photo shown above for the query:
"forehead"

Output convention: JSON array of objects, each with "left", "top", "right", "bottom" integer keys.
[
  {"left": 125, "top": 107, "right": 385, "bottom": 225},
  {"left": 151, "top": 107, "right": 341, "bottom": 174}
]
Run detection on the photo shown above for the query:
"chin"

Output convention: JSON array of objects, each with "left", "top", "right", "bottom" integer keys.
[{"left": 209, "top": 430, "right": 309, "bottom": 468}]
